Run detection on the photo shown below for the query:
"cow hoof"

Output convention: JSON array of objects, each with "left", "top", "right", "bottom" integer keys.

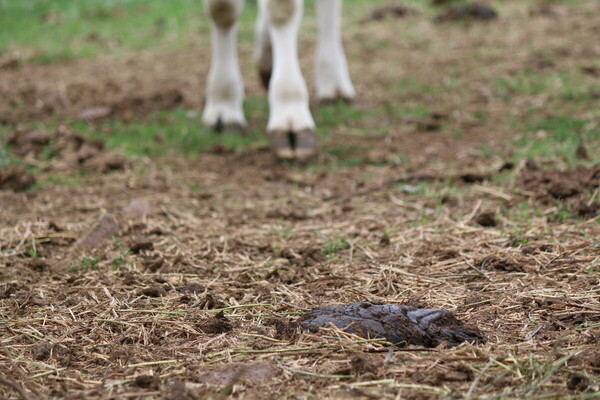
[
  {"left": 213, "top": 117, "right": 247, "bottom": 135},
  {"left": 270, "top": 129, "right": 317, "bottom": 161},
  {"left": 318, "top": 95, "right": 354, "bottom": 107}
]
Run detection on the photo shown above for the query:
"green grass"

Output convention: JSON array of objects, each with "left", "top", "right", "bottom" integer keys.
[
  {"left": 75, "top": 96, "right": 370, "bottom": 160},
  {"left": 0, "top": 0, "right": 260, "bottom": 62},
  {"left": 0, "top": 145, "right": 14, "bottom": 167},
  {"left": 0, "top": 0, "right": 396, "bottom": 63},
  {"left": 0, "top": 0, "right": 484, "bottom": 64},
  {"left": 69, "top": 255, "right": 101, "bottom": 273},
  {"left": 111, "top": 249, "right": 133, "bottom": 271},
  {"left": 321, "top": 236, "right": 350, "bottom": 259},
  {"left": 512, "top": 116, "right": 600, "bottom": 165},
  {"left": 493, "top": 69, "right": 587, "bottom": 99},
  {"left": 77, "top": 107, "right": 266, "bottom": 156}
]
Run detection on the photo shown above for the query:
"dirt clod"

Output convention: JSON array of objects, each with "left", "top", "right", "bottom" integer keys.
[
  {"left": 0, "top": 165, "right": 36, "bottom": 191},
  {"left": 134, "top": 375, "right": 160, "bottom": 389},
  {"left": 32, "top": 341, "right": 52, "bottom": 361},
  {"left": 177, "top": 283, "right": 205, "bottom": 294},
  {"left": 477, "top": 255, "right": 522, "bottom": 272},
  {"left": 7, "top": 126, "right": 125, "bottom": 173},
  {"left": 266, "top": 317, "right": 299, "bottom": 341},
  {"left": 28, "top": 258, "right": 49, "bottom": 272},
  {"left": 300, "top": 302, "right": 486, "bottom": 348},
  {"left": 518, "top": 165, "right": 600, "bottom": 199},
  {"left": 517, "top": 165, "right": 600, "bottom": 218},
  {"left": 434, "top": 2, "right": 498, "bottom": 23},
  {"left": 82, "top": 151, "right": 126, "bottom": 173},
  {"left": 141, "top": 257, "right": 164, "bottom": 272},
  {"left": 130, "top": 237, "right": 154, "bottom": 253},
  {"left": 198, "top": 293, "right": 224, "bottom": 310},
  {"left": 369, "top": 4, "right": 415, "bottom": 21},
  {"left": 114, "top": 89, "right": 183, "bottom": 121},
  {"left": 141, "top": 285, "right": 167, "bottom": 298},
  {"left": 572, "top": 200, "right": 599, "bottom": 219},
  {"left": 576, "top": 143, "right": 589, "bottom": 160},
  {"left": 351, "top": 354, "right": 381, "bottom": 375},
  {"left": 198, "top": 311, "right": 232, "bottom": 334},
  {"left": 589, "top": 352, "right": 600, "bottom": 369}
]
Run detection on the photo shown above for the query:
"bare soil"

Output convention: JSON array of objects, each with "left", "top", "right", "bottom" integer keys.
[{"left": 1, "top": 2, "right": 600, "bottom": 399}]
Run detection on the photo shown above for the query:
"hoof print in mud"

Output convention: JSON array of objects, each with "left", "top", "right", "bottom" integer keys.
[
  {"left": 270, "top": 129, "right": 317, "bottom": 161},
  {"left": 300, "top": 302, "right": 486, "bottom": 348}
]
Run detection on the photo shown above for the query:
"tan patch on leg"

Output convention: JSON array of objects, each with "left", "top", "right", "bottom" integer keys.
[
  {"left": 267, "top": 0, "right": 296, "bottom": 26},
  {"left": 258, "top": 41, "right": 272, "bottom": 89},
  {"left": 208, "top": 0, "right": 237, "bottom": 29}
]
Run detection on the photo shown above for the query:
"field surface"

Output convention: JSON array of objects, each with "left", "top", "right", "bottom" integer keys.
[{"left": 1, "top": 0, "right": 600, "bottom": 399}]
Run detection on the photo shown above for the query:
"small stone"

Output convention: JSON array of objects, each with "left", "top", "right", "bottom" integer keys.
[
  {"left": 78, "top": 106, "right": 113, "bottom": 121},
  {"left": 75, "top": 213, "right": 119, "bottom": 249},
  {"left": 122, "top": 198, "right": 152, "bottom": 218}
]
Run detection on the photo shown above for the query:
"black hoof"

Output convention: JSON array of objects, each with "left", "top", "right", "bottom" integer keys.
[
  {"left": 214, "top": 117, "right": 247, "bottom": 135},
  {"left": 318, "top": 96, "right": 354, "bottom": 107},
  {"left": 270, "top": 129, "right": 317, "bottom": 161}
]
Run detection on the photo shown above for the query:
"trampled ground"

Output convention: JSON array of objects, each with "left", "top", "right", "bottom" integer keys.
[{"left": 1, "top": 0, "right": 600, "bottom": 399}]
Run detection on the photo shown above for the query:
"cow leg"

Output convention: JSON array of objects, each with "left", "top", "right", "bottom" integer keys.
[
  {"left": 255, "top": 4, "right": 273, "bottom": 89},
  {"left": 203, "top": 0, "right": 247, "bottom": 132},
  {"left": 261, "top": 0, "right": 316, "bottom": 160},
  {"left": 315, "top": 0, "right": 355, "bottom": 103}
]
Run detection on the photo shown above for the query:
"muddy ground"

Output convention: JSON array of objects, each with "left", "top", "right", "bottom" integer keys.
[{"left": 1, "top": 1, "right": 600, "bottom": 399}]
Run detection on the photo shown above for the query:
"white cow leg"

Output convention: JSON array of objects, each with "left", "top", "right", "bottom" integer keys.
[
  {"left": 203, "top": 0, "right": 247, "bottom": 132},
  {"left": 315, "top": 0, "right": 355, "bottom": 103},
  {"left": 255, "top": 5, "right": 272, "bottom": 89},
  {"left": 262, "top": 0, "right": 316, "bottom": 160}
]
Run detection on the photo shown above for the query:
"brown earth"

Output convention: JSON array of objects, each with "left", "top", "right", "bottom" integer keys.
[
  {"left": 1, "top": 1, "right": 600, "bottom": 399},
  {"left": 0, "top": 165, "right": 36, "bottom": 191},
  {"left": 517, "top": 163, "right": 600, "bottom": 218},
  {"left": 7, "top": 126, "right": 126, "bottom": 174}
]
